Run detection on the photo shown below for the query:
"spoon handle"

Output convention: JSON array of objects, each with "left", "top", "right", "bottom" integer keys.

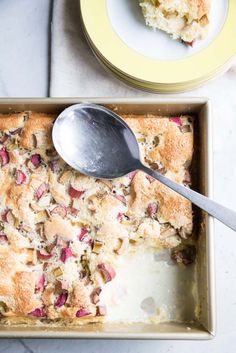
[{"left": 139, "top": 164, "right": 236, "bottom": 232}]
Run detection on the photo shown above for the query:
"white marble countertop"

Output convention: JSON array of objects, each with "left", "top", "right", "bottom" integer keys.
[
  {"left": 0, "top": 0, "right": 50, "bottom": 97},
  {"left": 0, "top": 1, "right": 236, "bottom": 352}
]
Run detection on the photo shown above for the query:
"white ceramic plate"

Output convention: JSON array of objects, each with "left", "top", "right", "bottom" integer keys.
[{"left": 107, "top": 0, "right": 228, "bottom": 61}]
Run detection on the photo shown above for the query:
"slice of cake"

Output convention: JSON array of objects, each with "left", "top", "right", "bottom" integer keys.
[{"left": 140, "top": 0, "right": 211, "bottom": 44}]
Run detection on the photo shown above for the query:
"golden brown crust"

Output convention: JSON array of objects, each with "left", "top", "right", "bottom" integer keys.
[
  {"left": 0, "top": 248, "right": 40, "bottom": 316},
  {"left": 42, "top": 285, "right": 55, "bottom": 306},
  {"left": 4, "top": 226, "right": 30, "bottom": 250},
  {"left": 44, "top": 215, "right": 77, "bottom": 241},
  {"left": 123, "top": 114, "right": 193, "bottom": 173},
  {"left": 123, "top": 114, "right": 169, "bottom": 135},
  {"left": 90, "top": 193, "right": 126, "bottom": 224},
  {"left": 129, "top": 171, "right": 192, "bottom": 229},
  {"left": 48, "top": 169, "right": 71, "bottom": 206},
  {"left": 70, "top": 282, "right": 92, "bottom": 309},
  {"left": 20, "top": 112, "right": 55, "bottom": 150},
  {"left": 0, "top": 169, "right": 11, "bottom": 195},
  {"left": 13, "top": 271, "right": 39, "bottom": 315},
  {"left": 5, "top": 184, "right": 34, "bottom": 226},
  {"left": 0, "top": 112, "right": 25, "bottom": 130},
  {"left": 195, "top": 0, "right": 211, "bottom": 19},
  {"left": 149, "top": 127, "right": 193, "bottom": 172}
]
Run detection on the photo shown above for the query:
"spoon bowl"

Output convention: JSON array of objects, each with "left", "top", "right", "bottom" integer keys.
[
  {"left": 52, "top": 103, "right": 141, "bottom": 179},
  {"left": 52, "top": 103, "right": 236, "bottom": 232}
]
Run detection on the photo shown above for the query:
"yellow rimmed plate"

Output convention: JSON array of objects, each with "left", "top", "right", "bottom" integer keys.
[
  {"left": 82, "top": 19, "right": 235, "bottom": 93},
  {"left": 80, "top": 0, "right": 236, "bottom": 92}
]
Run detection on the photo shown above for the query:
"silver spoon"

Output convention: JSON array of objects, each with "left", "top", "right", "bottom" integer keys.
[{"left": 52, "top": 103, "right": 236, "bottom": 232}]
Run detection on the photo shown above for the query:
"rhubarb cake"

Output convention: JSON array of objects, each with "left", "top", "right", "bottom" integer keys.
[
  {"left": 0, "top": 111, "right": 194, "bottom": 324},
  {"left": 139, "top": 0, "right": 211, "bottom": 44}
]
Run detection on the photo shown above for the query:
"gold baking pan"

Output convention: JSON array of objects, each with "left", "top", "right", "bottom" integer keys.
[{"left": 0, "top": 98, "right": 215, "bottom": 339}]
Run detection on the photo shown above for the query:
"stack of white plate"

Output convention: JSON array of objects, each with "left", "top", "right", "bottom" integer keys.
[{"left": 80, "top": 0, "right": 236, "bottom": 93}]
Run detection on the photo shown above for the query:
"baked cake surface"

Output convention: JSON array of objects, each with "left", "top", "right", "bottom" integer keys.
[
  {"left": 139, "top": 0, "right": 211, "bottom": 43},
  {"left": 0, "top": 111, "right": 193, "bottom": 323}
]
